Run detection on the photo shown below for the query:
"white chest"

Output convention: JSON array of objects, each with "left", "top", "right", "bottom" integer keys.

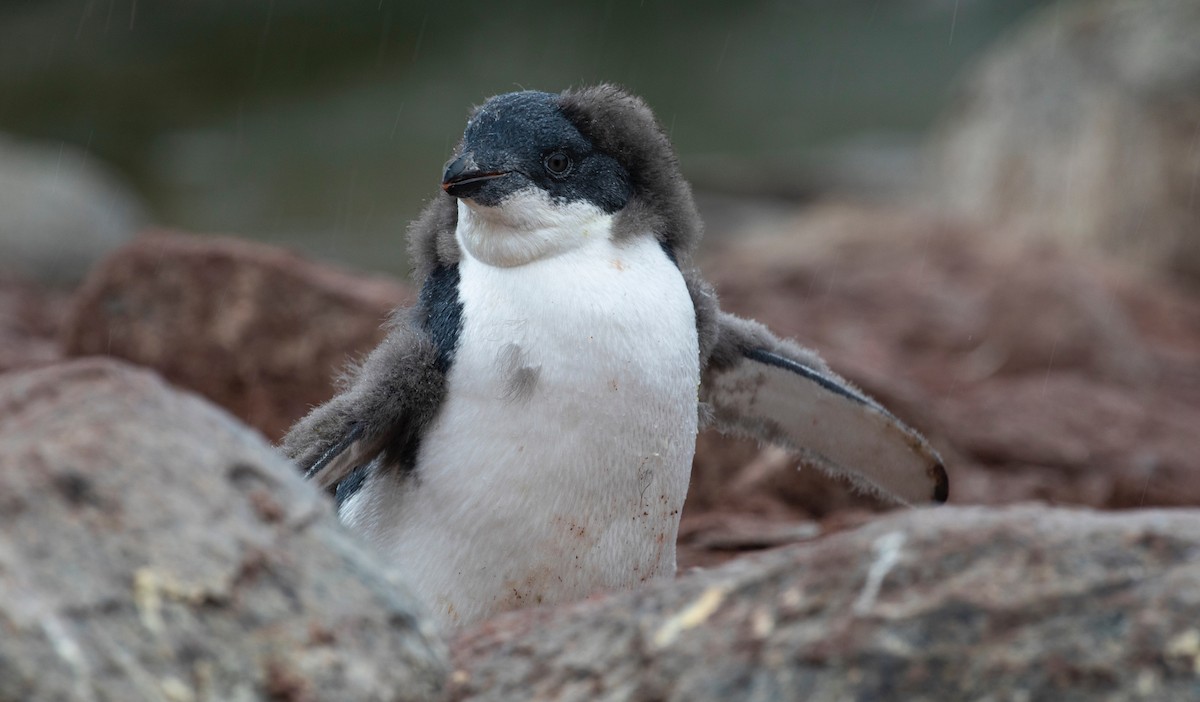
[{"left": 341, "top": 231, "right": 700, "bottom": 628}]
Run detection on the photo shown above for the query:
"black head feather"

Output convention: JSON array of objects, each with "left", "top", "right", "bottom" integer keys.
[{"left": 443, "top": 91, "right": 633, "bottom": 214}]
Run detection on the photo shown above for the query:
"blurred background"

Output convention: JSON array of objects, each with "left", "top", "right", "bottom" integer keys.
[{"left": 0, "top": 0, "right": 1049, "bottom": 273}]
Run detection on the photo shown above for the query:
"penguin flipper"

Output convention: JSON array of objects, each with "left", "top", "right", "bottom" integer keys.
[
  {"left": 280, "top": 316, "right": 448, "bottom": 492},
  {"left": 700, "top": 312, "right": 948, "bottom": 506},
  {"left": 302, "top": 422, "right": 371, "bottom": 489}
]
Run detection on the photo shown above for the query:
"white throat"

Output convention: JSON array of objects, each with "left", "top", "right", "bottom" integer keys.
[{"left": 456, "top": 189, "right": 614, "bottom": 267}]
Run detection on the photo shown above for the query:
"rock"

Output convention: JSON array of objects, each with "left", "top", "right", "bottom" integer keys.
[
  {"left": 928, "top": 0, "right": 1200, "bottom": 280},
  {"left": 0, "top": 134, "right": 146, "bottom": 283},
  {"left": 62, "top": 232, "right": 413, "bottom": 441},
  {"left": 450, "top": 505, "right": 1200, "bottom": 701},
  {"left": 0, "top": 358, "right": 446, "bottom": 701},
  {"left": 687, "top": 205, "right": 1200, "bottom": 541},
  {"left": 0, "top": 275, "right": 70, "bottom": 374}
]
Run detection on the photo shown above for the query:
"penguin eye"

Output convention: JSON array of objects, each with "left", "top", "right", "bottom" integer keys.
[{"left": 543, "top": 152, "right": 571, "bottom": 176}]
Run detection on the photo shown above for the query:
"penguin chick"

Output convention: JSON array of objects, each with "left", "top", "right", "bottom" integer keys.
[{"left": 281, "top": 85, "right": 947, "bottom": 629}]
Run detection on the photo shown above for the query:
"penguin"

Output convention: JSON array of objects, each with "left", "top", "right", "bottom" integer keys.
[{"left": 281, "top": 85, "right": 947, "bottom": 629}]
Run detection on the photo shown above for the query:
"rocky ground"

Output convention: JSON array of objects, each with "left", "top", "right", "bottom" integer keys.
[{"left": 450, "top": 506, "right": 1200, "bottom": 702}]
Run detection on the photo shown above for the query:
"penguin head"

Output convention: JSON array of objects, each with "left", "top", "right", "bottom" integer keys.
[
  {"left": 440, "top": 86, "right": 700, "bottom": 267},
  {"left": 442, "top": 90, "right": 633, "bottom": 215}
]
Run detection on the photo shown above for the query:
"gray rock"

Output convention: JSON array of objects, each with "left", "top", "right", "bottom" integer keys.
[
  {"left": 0, "top": 358, "right": 446, "bottom": 701},
  {"left": 62, "top": 232, "right": 412, "bottom": 441},
  {"left": 0, "top": 134, "right": 146, "bottom": 283},
  {"left": 451, "top": 505, "right": 1200, "bottom": 701},
  {"left": 928, "top": 0, "right": 1200, "bottom": 279}
]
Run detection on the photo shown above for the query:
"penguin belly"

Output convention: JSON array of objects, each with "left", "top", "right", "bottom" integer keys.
[{"left": 340, "top": 234, "right": 700, "bottom": 627}]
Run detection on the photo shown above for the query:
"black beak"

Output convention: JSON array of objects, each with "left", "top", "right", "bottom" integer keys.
[{"left": 441, "top": 152, "right": 509, "bottom": 198}]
